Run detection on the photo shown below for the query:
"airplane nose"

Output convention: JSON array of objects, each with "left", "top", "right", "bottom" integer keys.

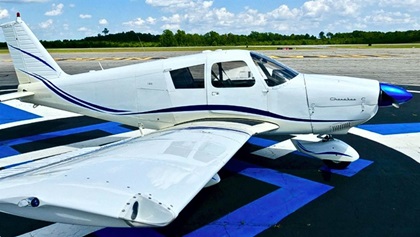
[{"left": 378, "top": 82, "right": 413, "bottom": 108}]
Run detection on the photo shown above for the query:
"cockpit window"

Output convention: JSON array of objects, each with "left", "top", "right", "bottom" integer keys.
[
  {"left": 211, "top": 61, "right": 255, "bottom": 88},
  {"left": 251, "top": 52, "right": 299, "bottom": 87}
]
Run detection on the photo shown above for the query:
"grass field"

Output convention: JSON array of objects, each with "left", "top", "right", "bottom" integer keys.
[
  {"left": 0, "top": 43, "right": 419, "bottom": 54},
  {"left": 0, "top": 46, "right": 278, "bottom": 54}
]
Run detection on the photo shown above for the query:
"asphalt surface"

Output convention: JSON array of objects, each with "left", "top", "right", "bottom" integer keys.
[{"left": 0, "top": 49, "right": 419, "bottom": 237}]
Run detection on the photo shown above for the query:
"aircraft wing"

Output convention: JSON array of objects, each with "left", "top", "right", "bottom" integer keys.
[{"left": 0, "top": 121, "right": 277, "bottom": 227}]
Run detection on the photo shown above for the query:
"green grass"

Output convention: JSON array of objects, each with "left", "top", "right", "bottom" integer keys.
[
  {"left": 1, "top": 43, "right": 418, "bottom": 54},
  {"left": 329, "top": 43, "right": 420, "bottom": 49},
  {"left": 0, "top": 45, "right": 289, "bottom": 54},
  {"left": 44, "top": 45, "right": 282, "bottom": 53}
]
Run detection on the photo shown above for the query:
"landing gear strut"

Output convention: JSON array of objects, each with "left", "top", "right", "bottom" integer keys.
[{"left": 318, "top": 134, "right": 333, "bottom": 142}]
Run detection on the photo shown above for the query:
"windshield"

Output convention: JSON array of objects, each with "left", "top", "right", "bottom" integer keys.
[{"left": 251, "top": 52, "right": 299, "bottom": 87}]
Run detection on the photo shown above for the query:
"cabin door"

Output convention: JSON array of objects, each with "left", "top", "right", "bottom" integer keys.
[{"left": 206, "top": 59, "right": 268, "bottom": 116}]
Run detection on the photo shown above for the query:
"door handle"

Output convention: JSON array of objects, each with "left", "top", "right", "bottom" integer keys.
[{"left": 212, "top": 92, "right": 219, "bottom": 96}]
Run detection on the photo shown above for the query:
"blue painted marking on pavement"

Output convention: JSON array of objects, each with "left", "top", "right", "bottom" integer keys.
[
  {"left": 0, "top": 146, "right": 20, "bottom": 158},
  {"left": 247, "top": 136, "right": 279, "bottom": 147},
  {"left": 0, "top": 122, "right": 132, "bottom": 159},
  {"left": 0, "top": 103, "right": 40, "bottom": 125},
  {"left": 96, "top": 123, "right": 133, "bottom": 134},
  {"left": 319, "top": 159, "right": 374, "bottom": 177},
  {"left": 291, "top": 151, "right": 374, "bottom": 177},
  {"left": 358, "top": 123, "right": 420, "bottom": 135},
  {"left": 185, "top": 159, "right": 333, "bottom": 237}
]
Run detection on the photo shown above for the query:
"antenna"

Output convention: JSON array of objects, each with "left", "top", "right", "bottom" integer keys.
[
  {"left": 137, "top": 34, "right": 144, "bottom": 51},
  {"left": 98, "top": 61, "right": 104, "bottom": 70},
  {"left": 16, "top": 12, "right": 22, "bottom": 22},
  {"left": 87, "top": 42, "right": 105, "bottom": 71}
]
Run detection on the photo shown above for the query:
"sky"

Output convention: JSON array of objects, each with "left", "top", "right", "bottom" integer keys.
[{"left": 0, "top": 0, "right": 419, "bottom": 41}]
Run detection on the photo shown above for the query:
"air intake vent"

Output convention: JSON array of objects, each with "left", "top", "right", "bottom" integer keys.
[{"left": 331, "top": 122, "right": 351, "bottom": 133}]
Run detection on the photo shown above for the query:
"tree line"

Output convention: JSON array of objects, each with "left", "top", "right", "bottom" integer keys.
[{"left": 1, "top": 29, "right": 419, "bottom": 48}]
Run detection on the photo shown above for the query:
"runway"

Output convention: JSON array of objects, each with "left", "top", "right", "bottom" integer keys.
[{"left": 0, "top": 49, "right": 419, "bottom": 237}]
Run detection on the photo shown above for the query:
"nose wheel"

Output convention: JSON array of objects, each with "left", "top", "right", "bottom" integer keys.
[
  {"left": 319, "top": 134, "right": 351, "bottom": 169},
  {"left": 323, "top": 160, "right": 351, "bottom": 169},
  {"left": 292, "top": 134, "right": 358, "bottom": 170}
]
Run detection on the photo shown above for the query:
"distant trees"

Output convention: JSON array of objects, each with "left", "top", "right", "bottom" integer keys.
[
  {"left": 8, "top": 29, "right": 418, "bottom": 49},
  {"left": 160, "top": 29, "right": 177, "bottom": 46},
  {"left": 326, "top": 30, "right": 420, "bottom": 44},
  {"left": 102, "top": 28, "right": 109, "bottom": 36},
  {"left": 175, "top": 30, "right": 187, "bottom": 46},
  {"left": 326, "top": 32, "right": 333, "bottom": 38},
  {"left": 204, "top": 31, "right": 220, "bottom": 46}
]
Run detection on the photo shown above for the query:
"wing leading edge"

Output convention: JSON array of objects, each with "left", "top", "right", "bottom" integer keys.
[{"left": 0, "top": 121, "right": 277, "bottom": 227}]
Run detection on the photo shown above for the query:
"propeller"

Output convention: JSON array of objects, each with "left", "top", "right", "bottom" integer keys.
[{"left": 378, "top": 82, "right": 413, "bottom": 108}]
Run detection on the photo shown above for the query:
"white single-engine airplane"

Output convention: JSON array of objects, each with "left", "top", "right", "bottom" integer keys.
[{"left": 0, "top": 14, "right": 413, "bottom": 228}]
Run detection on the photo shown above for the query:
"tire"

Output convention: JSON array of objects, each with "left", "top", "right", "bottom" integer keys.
[{"left": 323, "top": 160, "right": 351, "bottom": 169}]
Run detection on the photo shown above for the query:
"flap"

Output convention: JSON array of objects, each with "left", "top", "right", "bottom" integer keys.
[
  {"left": 0, "top": 91, "right": 34, "bottom": 102},
  {"left": 0, "top": 122, "right": 261, "bottom": 227}
]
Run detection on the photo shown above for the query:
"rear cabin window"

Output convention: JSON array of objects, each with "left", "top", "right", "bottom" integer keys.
[
  {"left": 211, "top": 61, "right": 255, "bottom": 88},
  {"left": 170, "top": 64, "right": 205, "bottom": 89}
]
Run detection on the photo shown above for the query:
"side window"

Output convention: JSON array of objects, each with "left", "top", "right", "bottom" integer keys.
[
  {"left": 211, "top": 61, "right": 255, "bottom": 88},
  {"left": 170, "top": 64, "right": 204, "bottom": 89}
]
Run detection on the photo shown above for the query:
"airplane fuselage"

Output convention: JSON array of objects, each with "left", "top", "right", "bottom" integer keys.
[{"left": 18, "top": 50, "right": 380, "bottom": 135}]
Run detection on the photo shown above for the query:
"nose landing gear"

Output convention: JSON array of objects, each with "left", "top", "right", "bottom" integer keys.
[
  {"left": 292, "top": 134, "right": 358, "bottom": 170},
  {"left": 318, "top": 134, "right": 352, "bottom": 169},
  {"left": 322, "top": 160, "right": 351, "bottom": 169}
]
